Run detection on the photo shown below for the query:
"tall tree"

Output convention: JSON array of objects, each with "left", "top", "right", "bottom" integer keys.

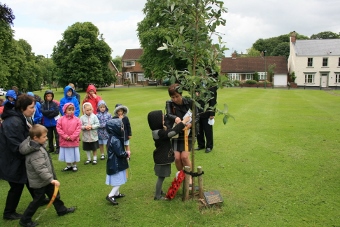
[
  {"left": 252, "top": 32, "right": 308, "bottom": 58},
  {"left": 0, "top": 3, "right": 15, "bottom": 25},
  {"left": 52, "top": 22, "right": 114, "bottom": 90},
  {"left": 137, "top": 0, "right": 187, "bottom": 79},
  {"left": 310, "top": 31, "right": 340, "bottom": 39}
]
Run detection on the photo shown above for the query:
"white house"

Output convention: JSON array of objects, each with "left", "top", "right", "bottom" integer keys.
[{"left": 288, "top": 31, "right": 340, "bottom": 88}]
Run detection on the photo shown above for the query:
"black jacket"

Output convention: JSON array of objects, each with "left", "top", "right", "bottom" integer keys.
[
  {"left": 198, "top": 86, "right": 218, "bottom": 118},
  {"left": 0, "top": 108, "right": 30, "bottom": 183}
]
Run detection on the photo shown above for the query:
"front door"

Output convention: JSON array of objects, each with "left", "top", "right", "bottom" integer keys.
[{"left": 321, "top": 73, "right": 328, "bottom": 87}]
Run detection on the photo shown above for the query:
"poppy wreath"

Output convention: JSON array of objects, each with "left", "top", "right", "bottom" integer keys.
[{"left": 166, "top": 170, "right": 185, "bottom": 200}]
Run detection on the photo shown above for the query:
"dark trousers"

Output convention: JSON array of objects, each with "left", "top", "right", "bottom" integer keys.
[
  {"left": 4, "top": 181, "right": 35, "bottom": 216},
  {"left": 47, "top": 126, "right": 59, "bottom": 152},
  {"left": 20, "top": 183, "right": 66, "bottom": 223},
  {"left": 197, "top": 117, "right": 213, "bottom": 149}
]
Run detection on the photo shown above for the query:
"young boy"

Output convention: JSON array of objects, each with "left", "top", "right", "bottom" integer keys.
[
  {"left": 147, "top": 110, "right": 190, "bottom": 200},
  {"left": 80, "top": 102, "right": 100, "bottom": 164},
  {"left": 19, "top": 124, "right": 75, "bottom": 227},
  {"left": 59, "top": 85, "right": 80, "bottom": 117},
  {"left": 41, "top": 90, "right": 60, "bottom": 154}
]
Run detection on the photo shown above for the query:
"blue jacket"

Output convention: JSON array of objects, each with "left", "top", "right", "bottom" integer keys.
[
  {"left": 41, "top": 90, "right": 60, "bottom": 127},
  {"left": 106, "top": 118, "right": 129, "bottom": 175},
  {"left": 27, "top": 92, "right": 42, "bottom": 124},
  {"left": 59, "top": 85, "right": 80, "bottom": 117}
]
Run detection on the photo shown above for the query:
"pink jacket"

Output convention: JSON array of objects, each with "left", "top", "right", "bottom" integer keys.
[{"left": 56, "top": 103, "right": 82, "bottom": 147}]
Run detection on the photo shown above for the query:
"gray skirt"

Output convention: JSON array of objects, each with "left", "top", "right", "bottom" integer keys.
[{"left": 154, "top": 164, "right": 171, "bottom": 177}]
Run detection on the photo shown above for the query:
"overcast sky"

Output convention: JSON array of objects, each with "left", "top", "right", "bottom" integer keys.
[{"left": 8, "top": 0, "right": 340, "bottom": 58}]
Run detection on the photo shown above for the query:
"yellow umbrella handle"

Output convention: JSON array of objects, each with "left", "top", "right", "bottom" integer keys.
[
  {"left": 184, "top": 128, "right": 188, "bottom": 152},
  {"left": 47, "top": 185, "right": 59, "bottom": 209}
]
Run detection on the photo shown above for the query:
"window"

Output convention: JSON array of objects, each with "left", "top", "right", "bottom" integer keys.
[
  {"left": 124, "top": 61, "right": 135, "bottom": 67},
  {"left": 307, "top": 58, "right": 313, "bottom": 67},
  {"left": 322, "top": 58, "right": 328, "bottom": 67},
  {"left": 305, "top": 74, "right": 314, "bottom": 83},
  {"left": 338, "top": 57, "right": 340, "bottom": 67},
  {"left": 336, "top": 73, "right": 340, "bottom": 83},
  {"left": 245, "top": 74, "right": 253, "bottom": 80},
  {"left": 228, "top": 73, "right": 240, "bottom": 81},
  {"left": 259, "top": 72, "right": 266, "bottom": 80}
]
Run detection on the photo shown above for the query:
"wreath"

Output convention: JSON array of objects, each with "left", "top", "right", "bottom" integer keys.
[{"left": 166, "top": 170, "right": 185, "bottom": 200}]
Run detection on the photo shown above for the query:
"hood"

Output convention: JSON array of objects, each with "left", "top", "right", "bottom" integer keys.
[
  {"left": 44, "top": 90, "right": 54, "bottom": 100},
  {"left": 113, "top": 104, "right": 129, "bottom": 116},
  {"left": 19, "top": 137, "right": 40, "bottom": 156},
  {"left": 86, "top": 84, "right": 97, "bottom": 94},
  {"left": 147, "top": 110, "right": 163, "bottom": 130},
  {"left": 82, "top": 102, "right": 93, "bottom": 113},
  {"left": 5, "top": 90, "right": 17, "bottom": 101},
  {"left": 63, "top": 85, "right": 74, "bottom": 97},
  {"left": 97, "top": 100, "right": 108, "bottom": 113},
  {"left": 27, "top": 92, "right": 34, "bottom": 97},
  {"left": 62, "top": 102, "right": 75, "bottom": 115},
  {"left": 106, "top": 118, "right": 124, "bottom": 138}
]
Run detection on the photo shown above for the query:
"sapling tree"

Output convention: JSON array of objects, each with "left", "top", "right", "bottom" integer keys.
[{"left": 157, "top": 0, "right": 233, "bottom": 197}]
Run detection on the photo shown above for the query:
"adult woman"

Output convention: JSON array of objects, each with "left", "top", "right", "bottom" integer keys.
[
  {"left": 0, "top": 94, "right": 39, "bottom": 220},
  {"left": 165, "top": 84, "right": 198, "bottom": 172}
]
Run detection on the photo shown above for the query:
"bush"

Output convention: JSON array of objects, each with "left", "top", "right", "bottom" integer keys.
[{"left": 245, "top": 80, "right": 257, "bottom": 84}]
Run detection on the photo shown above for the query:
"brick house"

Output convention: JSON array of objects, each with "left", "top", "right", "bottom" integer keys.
[
  {"left": 220, "top": 54, "right": 289, "bottom": 87},
  {"left": 121, "top": 48, "right": 145, "bottom": 85}
]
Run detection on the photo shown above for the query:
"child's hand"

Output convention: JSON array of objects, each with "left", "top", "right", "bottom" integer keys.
[
  {"left": 126, "top": 151, "right": 131, "bottom": 158},
  {"left": 175, "top": 117, "right": 181, "bottom": 124},
  {"left": 51, "top": 180, "right": 60, "bottom": 187},
  {"left": 182, "top": 116, "right": 191, "bottom": 124}
]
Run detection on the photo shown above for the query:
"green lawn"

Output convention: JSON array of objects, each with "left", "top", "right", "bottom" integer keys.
[{"left": 1, "top": 86, "right": 340, "bottom": 227}]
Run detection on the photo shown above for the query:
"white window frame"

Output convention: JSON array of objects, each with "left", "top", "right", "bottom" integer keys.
[
  {"left": 228, "top": 73, "right": 240, "bottom": 81},
  {"left": 124, "top": 61, "right": 135, "bottom": 67},
  {"left": 245, "top": 73, "right": 253, "bottom": 80},
  {"left": 336, "top": 73, "right": 340, "bottom": 83},
  {"left": 259, "top": 72, "right": 266, "bottom": 80},
  {"left": 304, "top": 73, "right": 315, "bottom": 84}
]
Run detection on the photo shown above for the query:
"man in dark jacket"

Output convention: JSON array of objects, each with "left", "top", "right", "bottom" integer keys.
[{"left": 196, "top": 71, "right": 218, "bottom": 153}]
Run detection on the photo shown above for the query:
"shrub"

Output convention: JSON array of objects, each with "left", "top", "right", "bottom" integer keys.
[{"left": 245, "top": 80, "right": 257, "bottom": 84}]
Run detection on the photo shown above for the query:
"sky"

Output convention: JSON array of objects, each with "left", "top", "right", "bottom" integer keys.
[{"left": 8, "top": 0, "right": 340, "bottom": 58}]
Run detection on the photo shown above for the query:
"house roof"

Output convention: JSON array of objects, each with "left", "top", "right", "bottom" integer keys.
[
  {"left": 221, "top": 56, "right": 288, "bottom": 74},
  {"left": 293, "top": 39, "right": 340, "bottom": 56},
  {"left": 122, "top": 48, "right": 143, "bottom": 60}
]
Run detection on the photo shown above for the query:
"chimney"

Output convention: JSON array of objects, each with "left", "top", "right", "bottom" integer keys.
[
  {"left": 231, "top": 52, "right": 237, "bottom": 59},
  {"left": 290, "top": 31, "right": 296, "bottom": 43}
]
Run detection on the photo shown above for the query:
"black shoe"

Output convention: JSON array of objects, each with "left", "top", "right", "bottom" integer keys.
[
  {"left": 62, "top": 166, "right": 72, "bottom": 172},
  {"left": 39, "top": 197, "right": 50, "bottom": 206},
  {"left": 113, "top": 193, "right": 125, "bottom": 199},
  {"left": 57, "top": 207, "right": 76, "bottom": 216},
  {"left": 205, "top": 148, "right": 212, "bottom": 153},
  {"left": 19, "top": 221, "right": 39, "bottom": 227},
  {"left": 195, "top": 147, "right": 204, "bottom": 151},
  {"left": 3, "top": 212, "right": 22, "bottom": 220},
  {"left": 106, "top": 196, "right": 118, "bottom": 205}
]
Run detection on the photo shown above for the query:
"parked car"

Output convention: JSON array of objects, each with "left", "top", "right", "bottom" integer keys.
[
  {"left": 0, "top": 88, "right": 7, "bottom": 96},
  {"left": 162, "top": 78, "right": 171, "bottom": 86},
  {"left": 147, "top": 79, "right": 158, "bottom": 86}
]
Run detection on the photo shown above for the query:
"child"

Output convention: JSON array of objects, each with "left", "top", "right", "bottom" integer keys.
[
  {"left": 113, "top": 104, "right": 132, "bottom": 156},
  {"left": 105, "top": 118, "right": 130, "bottom": 205},
  {"left": 80, "top": 102, "right": 100, "bottom": 165},
  {"left": 82, "top": 84, "right": 101, "bottom": 114},
  {"left": 3, "top": 89, "right": 17, "bottom": 112},
  {"left": 147, "top": 110, "right": 190, "bottom": 200},
  {"left": 57, "top": 103, "right": 82, "bottom": 172},
  {"left": 68, "top": 83, "right": 80, "bottom": 104},
  {"left": 19, "top": 124, "right": 75, "bottom": 227},
  {"left": 27, "top": 92, "right": 42, "bottom": 125},
  {"left": 96, "top": 100, "right": 112, "bottom": 160},
  {"left": 41, "top": 90, "right": 60, "bottom": 154},
  {"left": 59, "top": 85, "right": 80, "bottom": 117}
]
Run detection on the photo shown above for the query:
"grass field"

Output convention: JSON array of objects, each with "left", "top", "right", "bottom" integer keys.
[{"left": 1, "top": 86, "right": 339, "bottom": 227}]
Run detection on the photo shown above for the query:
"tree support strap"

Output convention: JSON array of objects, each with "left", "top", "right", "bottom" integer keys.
[{"left": 183, "top": 169, "right": 204, "bottom": 177}]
